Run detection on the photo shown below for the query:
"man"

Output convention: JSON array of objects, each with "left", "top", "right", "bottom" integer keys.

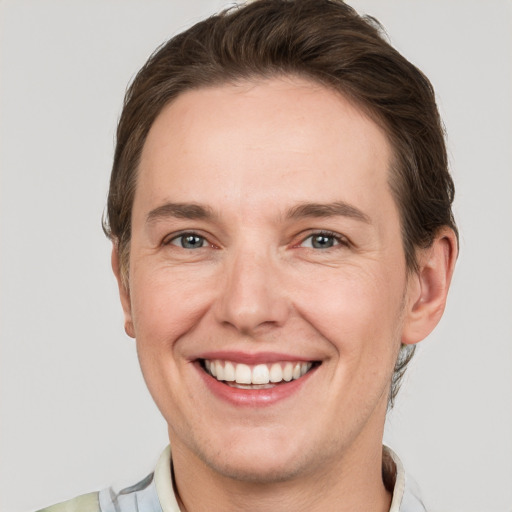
[{"left": 39, "top": 0, "right": 457, "bottom": 510}]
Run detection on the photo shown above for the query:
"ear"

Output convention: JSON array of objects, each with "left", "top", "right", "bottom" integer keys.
[
  {"left": 402, "top": 227, "right": 458, "bottom": 345},
  {"left": 111, "top": 243, "right": 135, "bottom": 339}
]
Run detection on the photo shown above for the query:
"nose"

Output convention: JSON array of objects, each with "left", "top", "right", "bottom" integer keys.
[{"left": 214, "top": 247, "right": 290, "bottom": 335}]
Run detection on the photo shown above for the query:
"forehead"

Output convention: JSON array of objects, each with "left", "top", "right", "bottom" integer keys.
[{"left": 136, "top": 76, "right": 396, "bottom": 224}]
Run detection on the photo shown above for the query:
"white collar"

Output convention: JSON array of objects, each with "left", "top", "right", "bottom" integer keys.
[
  {"left": 154, "top": 446, "right": 180, "bottom": 512},
  {"left": 385, "top": 446, "right": 426, "bottom": 512}
]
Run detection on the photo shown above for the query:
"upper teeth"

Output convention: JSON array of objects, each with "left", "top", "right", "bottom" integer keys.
[{"left": 204, "top": 360, "right": 313, "bottom": 385}]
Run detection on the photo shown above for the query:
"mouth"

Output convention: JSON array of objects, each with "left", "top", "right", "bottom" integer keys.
[{"left": 199, "top": 359, "right": 319, "bottom": 389}]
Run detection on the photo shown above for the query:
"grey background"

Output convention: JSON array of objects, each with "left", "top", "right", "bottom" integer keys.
[{"left": 1, "top": 1, "right": 511, "bottom": 511}]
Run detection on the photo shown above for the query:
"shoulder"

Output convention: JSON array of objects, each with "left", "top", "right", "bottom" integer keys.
[
  {"left": 98, "top": 472, "right": 162, "bottom": 512},
  {"left": 35, "top": 492, "right": 100, "bottom": 512},
  {"left": 33, "top": 447, "right": 173, "bottom": 512},
  {"left": 35, "top": 472, "right": 161, "bottom": 512}
]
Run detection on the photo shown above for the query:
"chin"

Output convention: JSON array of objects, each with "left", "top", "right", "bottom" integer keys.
[
  {"left": 188, "top": 426, "right": 315, "bottom": 484},
  {"left": 201, "top": 451, "right": 308, "bottom": 484}
]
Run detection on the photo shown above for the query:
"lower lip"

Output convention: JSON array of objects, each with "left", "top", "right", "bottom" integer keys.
[{"left": 196, "top": 363, "right": 317, "bottom": 407}]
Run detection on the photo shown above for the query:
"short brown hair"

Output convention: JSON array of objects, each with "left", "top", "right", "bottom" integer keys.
[{"left": 103, "top": 0, "right": 457, "bottom": 404}]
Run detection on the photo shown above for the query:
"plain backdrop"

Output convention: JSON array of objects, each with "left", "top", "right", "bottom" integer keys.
[{"left": 1, "top": 1, "right": 511, "bottom": 511}]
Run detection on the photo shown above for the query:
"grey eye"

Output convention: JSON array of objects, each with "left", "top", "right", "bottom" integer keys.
[
  {"left": 171, "top": 233, "right": 206, "bottom": 249},
  {"left": 301, "top": 233, "right": 338, "bottom": 249},
  {"left": 311, "top": 234, "right": 335, "bottom": 249}
]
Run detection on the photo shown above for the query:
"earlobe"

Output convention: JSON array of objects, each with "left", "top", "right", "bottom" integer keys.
[
  {"left": 402, "top": 228, "right": 458, "bottom": 345},
  {"left": 111, "top": 243, "right": 135, "bottom": 339}
]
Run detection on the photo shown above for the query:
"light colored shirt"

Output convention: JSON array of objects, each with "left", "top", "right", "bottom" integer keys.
[{"left": 37, "top": 445, "right": 426, "bottom": 512}]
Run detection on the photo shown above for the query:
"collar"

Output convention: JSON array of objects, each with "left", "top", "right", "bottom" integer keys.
[
  {"left": 154, "top": 446, "right": 180, "bottom": 511},
  {"left": 384, "top": 446, "right": 426, "bottom": 512}
]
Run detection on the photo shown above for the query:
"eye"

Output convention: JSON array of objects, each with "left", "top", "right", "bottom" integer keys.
[
  {"left": 300, "top": 231, "right": 347, "bottom": 249},
  {"left": 168, "top": 232, "right": 207, "bottom": 249}
]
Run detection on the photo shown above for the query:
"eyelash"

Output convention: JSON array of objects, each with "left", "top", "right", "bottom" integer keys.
[
  {"left": 164, "top": 231, "right": 211, "bottom": 249},
  {"left": 164, "top": 230, "right": 349, "bottom": 250},
  {"left": 298, "top": 230, "right": 350, "bottom": 250}
]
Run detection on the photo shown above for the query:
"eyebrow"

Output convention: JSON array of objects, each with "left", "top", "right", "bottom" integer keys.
[
  {"left": 286, "top": 201, "right": 371, "bottom": 223},
  {"left": 146, "top": 202, "right": 215, "bottom": 224},
  {"left": 146, "top": 200, "right": 371, "bottom": 225}
]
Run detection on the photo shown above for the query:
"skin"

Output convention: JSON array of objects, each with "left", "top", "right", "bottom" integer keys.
[{"left": 113, "top": 77, "right": 457, "bottom": 511}]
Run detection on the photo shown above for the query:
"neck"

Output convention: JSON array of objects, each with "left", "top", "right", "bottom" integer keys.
[{"left": 170, "top": 415, "right": 392, "bottom": 512}]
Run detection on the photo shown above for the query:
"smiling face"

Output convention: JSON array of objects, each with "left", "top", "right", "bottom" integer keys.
[{"left": 118, "top": 77, "right": 415, "bottom": 483}]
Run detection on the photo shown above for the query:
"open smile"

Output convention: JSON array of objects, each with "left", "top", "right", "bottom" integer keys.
[
  {"left": 201, "top": 359, "right": 317, "bottom": 388},
  {"left": 192, "top": 357, "right": 321, "bottom": 409}
]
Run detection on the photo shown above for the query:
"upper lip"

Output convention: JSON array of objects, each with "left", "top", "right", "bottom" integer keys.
[{"left": 194, "top": 351, "right": 319, "bottom": 365}]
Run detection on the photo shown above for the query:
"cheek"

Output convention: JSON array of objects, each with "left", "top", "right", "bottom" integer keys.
[
  {"left": 294, "top": 263, "right": 406, "bottom": 356},
  {"left": 129, "top": 264, "right": 216, "bottom": 352},
  {"left": 130, "top": 267, "right": 218, "bottom": 419}
]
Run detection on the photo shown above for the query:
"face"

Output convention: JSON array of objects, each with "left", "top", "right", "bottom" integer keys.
[{"left": 120, "top": 77, "right": 415, "bottom": 482}]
